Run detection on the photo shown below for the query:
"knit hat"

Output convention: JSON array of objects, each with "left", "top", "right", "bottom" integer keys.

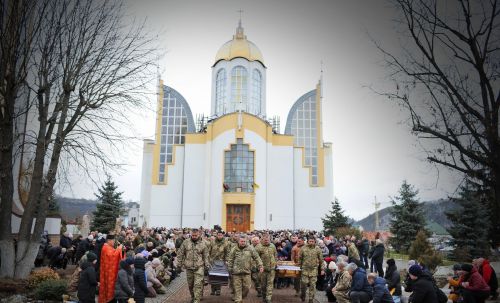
[
  {"left": 386, "top": 258, "right": 396, "bottom": 266},
  {"left": 152, "top": 258, "right": 161, "bottom": 267},
  {"left": 452, "top": 264, "right": 462, "bottom": 271},
  {"left": 87, "top": 252, "right": 97, "bottom": 263},
  {"left": 328, "top": 261, "right": 338, "bottom": 271},
  {"left": 408, "top": 264, "right": 422, "bottom": 277},
  {"left": 125, "top": 257, "right": 135, "bottom": 265},
  {"left": 87, "top": 235, "right": 94, "bottom": 241},
  {"left": 461, "top": 264, "right": 473, "bottom": 272}
]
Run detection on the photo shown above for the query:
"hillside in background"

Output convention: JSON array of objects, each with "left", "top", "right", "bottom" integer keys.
[
  {"left": 355, "top": 199, "right": 456, "bottom": 235},
  {"left": 55, "top": 196, "right": 97, "bottom": 223}
]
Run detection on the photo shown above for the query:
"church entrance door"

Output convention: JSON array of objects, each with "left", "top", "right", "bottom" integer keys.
[{"left": 226, "top": 204, "right": 250, "bottom": 232}]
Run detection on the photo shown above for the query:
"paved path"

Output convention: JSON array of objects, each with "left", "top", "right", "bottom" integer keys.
[{"left": 166, "top": 277, "right": 318, "bottom": 303}]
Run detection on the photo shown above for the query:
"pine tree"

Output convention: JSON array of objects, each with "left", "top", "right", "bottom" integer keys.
[
  {"left": 446, "top": 181, "right": 490, "bottom": 261},
  {"left": 389, "top": 180, "right": 427, "bottom": 253},
  {"left": 408, "top": 230, "right": 442, "bottom": 271},
  {"left": 322, "top": 198, "right": 350, "bottom": 235},
  {"left": 91, "top": 177, "right": 124, "bottom": 233}
]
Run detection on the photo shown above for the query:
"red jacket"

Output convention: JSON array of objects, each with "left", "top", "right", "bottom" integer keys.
[
  {"left": 480, "top": 259, "right": 494, "bottom": 284},
  {"left": 464, "top": 267, "right": 490, "bottom": 292}
]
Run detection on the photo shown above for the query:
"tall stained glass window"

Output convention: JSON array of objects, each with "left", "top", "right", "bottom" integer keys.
[
  {"left": 250, "top": 69, "right": 261, "bottom": 115},
  {"left": 285, "top": 91, "right": 319, "bottom": 185},
  {"left": 224, "top": 139, "right": 254, "bottom": 192},
  {"left": 215, "top": 69, "right": 226, "bottom": 114},
  {"left": 158, "top": 91, "right": 188, "bottom": 183},
  {"left": 231, "top": 66, "right": 247, "bottom": 112}
]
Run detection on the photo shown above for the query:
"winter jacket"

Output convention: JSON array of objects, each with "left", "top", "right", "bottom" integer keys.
[
  {"left": 384, "top": 264, "right": 402, "bottom": 296},
  {"left": 145, "top": 262, "right": 162, "bottom": 288},
  {"left": 348, "top": 242, "right": 360, "bottom": 261},
  {"left": 114, "top": 260, "right": 134, "bottom": 300},
  {"left": 133, "top": 258, "right": 149, "bottom": 303},
  {"left": 372, "top": 276, "right": 394, "bottom": 303},
  {"left": 351, "top": 267, "right": 373, "bottom": 295},
  {"left": 67, "top": 266, "right": 82, "bottom": 292},
  {"left": 60, "top": 235, "right": 72, "bottom": 249},
  {"left": 75, "top": 239, "right": 91, "bottom": 261},
  {"left": 408, "top": 272, "right": 438, "bottom": 303},
  {"left": 361, "top": 239, "right": 370, "bottom": 256},
  {"left": 77, "top": 261, "right": 97, "bottom": 303},
  {"left": 479, "top": 259, "right": 498, "bottom": 294},
  {"left": 463, "top": 267, "right": 490, "bottom": 292},
  {"left": 371, "top": 243, "right": 385, "bottom": 264}
]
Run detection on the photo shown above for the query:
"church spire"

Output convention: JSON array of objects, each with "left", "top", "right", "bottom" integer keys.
[{"left": 235, "top": 9, "right": 245, "bottom": 39}]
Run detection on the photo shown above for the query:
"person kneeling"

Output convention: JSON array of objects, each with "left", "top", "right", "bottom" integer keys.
[
  {"left": 368, "top": 273, "right": 394, "bottom": 303},
  {"left": 346, "top": 263, "right": 373, "bottom": 303}
]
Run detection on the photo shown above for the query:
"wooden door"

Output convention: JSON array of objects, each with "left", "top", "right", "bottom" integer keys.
[{"left": 226, "top": 204, "right": 250, "bottom": 232}]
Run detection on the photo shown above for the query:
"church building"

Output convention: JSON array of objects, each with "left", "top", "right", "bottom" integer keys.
[{"left": 139, "top": 21, "right": 333, "bottom": 231}]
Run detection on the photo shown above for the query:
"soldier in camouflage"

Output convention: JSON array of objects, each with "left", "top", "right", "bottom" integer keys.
[
  {"left": 299, "top": 236, "right": 325, "bottom": 303},
  {"left": 255, "top": 233, "right": 277, "bottom": 303},
  {"left": 251, "top": 236, "right": 262, "bottom": 297},
  {"left": 227, "top": 235, "right": 263, "bottom": 303},
  {"left": 228, "top": 232, "right": 240, "bottom": 299},
  {"left": 177, "top": 229, "right": 210, "bottom": 303},
  {"left": 209, "top": 230, "right": 230, "bottom": 296}
]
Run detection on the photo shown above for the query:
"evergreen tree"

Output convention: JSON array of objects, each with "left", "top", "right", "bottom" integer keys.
[
  {"left": 91, "top": 177, "right": 124, "bottom": 233},
  {"left": 322, "top": 198, "right": 350, "bottom": 235},
  {"left": 47, "top": 194, "right": 60, "bottom": 217},
  {"left": 408, "top": 230, "right": 442, "bottom": 271},
  {"left": 446, "top": 181, "right": 490, "bottom": 261},
  {"left": 389, "top": 180, "right": 427, "bottom": 253}
]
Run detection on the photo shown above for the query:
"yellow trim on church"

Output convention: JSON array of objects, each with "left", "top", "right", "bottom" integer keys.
[
  {"left": 184, "top": 112, "right": 294, "bottom": 145},
  {"left": 151, "top": 80, "right": 164, "bottom": 184},
  {"left": 315, "top": 82, "right": 325, "bottom": 187}
]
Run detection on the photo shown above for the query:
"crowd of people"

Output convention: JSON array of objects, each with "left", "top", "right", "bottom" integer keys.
[{"left": 34, "top": 227, "right": 498, "bottom": 303}]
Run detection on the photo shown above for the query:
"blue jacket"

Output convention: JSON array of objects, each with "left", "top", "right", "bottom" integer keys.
[
  {"left": 372, "top": 277, "right": 394, "bottom": 303},
  {"left": 351, "top": 267, "right": 373, "bottom": 294}
]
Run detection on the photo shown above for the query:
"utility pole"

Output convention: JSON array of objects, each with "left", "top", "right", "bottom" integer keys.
[{"left": 373, "top": 196, "right": 381, "bottom": 231}]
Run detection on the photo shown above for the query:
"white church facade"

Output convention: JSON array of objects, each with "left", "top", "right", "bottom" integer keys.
[{"left": 139, "top": 22, "right": 333, "bottom": 231}]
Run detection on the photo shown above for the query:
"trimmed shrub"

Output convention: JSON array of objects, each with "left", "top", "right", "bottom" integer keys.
[
  {"left": 334, "top": 226, "right": 362, "bottom": 240},
  {"left": 34, "top": 279, "right": 67, "bottom": 301},
  {"left": 27, "top": 267, "right": 60, "bottom": 289}
]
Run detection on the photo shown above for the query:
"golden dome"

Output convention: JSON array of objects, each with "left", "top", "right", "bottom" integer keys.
[{"left": 214, "top": 21, "right": 264, "bottom": 66}]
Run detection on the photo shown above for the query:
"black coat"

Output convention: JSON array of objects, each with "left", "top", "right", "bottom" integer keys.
[
  {"left": 371, "top": 244, "right": 385, "bottom": 264},
  {"left": 384, "top": 264, "right": 402, "bottom": 296},
  {"left": 75, "top": 239, "right": 91, "bottom": 261},
  {"left": 408, "top": 273, "right": 438, "bottom": 303},
  {"left": 77, "top": 261, "right": 97, "bottom": 303},
  {"left": 133, "top": 258, "right": 149, "bottom": 303}
]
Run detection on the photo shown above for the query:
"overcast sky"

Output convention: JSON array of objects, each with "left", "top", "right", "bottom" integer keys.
[{"left": 59, "top": 0, "right": 462, "bottom": 220}]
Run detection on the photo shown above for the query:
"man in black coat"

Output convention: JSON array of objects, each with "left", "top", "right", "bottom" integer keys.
[
  {"left": 133, "top": 257, "right": 149, "bottom": 303},
  {"left": 407, "top": 265, "right": 438, "bottom": 303},
  {"left": 371, "top": 239, "right": 385, "bottom": 277},
  {"left": 384, "top": 259, "right": 401, "bottom": 301},
  {"left": 77, "top": 252, "right": 98, "bottom": 303},
  {"left": 75, "top": 235, "right": 93, "bottom": 262}
]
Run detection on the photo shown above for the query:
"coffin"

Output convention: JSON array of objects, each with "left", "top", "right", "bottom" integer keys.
[
  {"left": 276, "top": 261, "right": 301, "bottom": 278},
  {"left": 207, "top": 260, "right": 229, "bottom": 285}
]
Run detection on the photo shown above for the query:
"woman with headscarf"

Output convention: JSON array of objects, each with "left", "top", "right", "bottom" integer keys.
[{"left": 459, "top": 263, "right": 490, "bottom": 303}]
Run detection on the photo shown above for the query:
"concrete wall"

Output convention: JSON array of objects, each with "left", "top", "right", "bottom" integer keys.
[{"left": 149, "top": 146, "right": 185, "bottom": 227}]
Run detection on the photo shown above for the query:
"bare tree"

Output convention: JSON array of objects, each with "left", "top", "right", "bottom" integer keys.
[
  {"left": 0, "top": 0, "right": 44, "bottom": 278},
  {"left": 0, "top": 0, "right": 158, "bottom": 278},
  {"left": 374, "top": 0, "right": 499, "bottom": 244}
]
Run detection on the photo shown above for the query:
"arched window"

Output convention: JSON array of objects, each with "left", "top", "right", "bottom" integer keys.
[
  {"left": 251, "top": 69, "right": 262, "bottom": 115},
  {"left": 215, "top": 69, "right": 226, "bottom": 114},
  {"left": 231, "top": 66, "right": 247, "bottom": 112},
  {"left": 224, "top": 139, "right": 254, "bottom": 193}
]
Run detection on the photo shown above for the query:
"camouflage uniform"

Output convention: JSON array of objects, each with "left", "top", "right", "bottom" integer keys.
[
  {"left": 177, "top": 238, "right": 210, "bottom": 303},
  {"left": 251, "top": 245, "right": 262, "bottom": 295},
  {"left": 227, "top": 244, "right": 263, "bottom": 303},
  {"left": 299, "top": 244, "right": 325, "bottom": 302},
  {"left": 332, "top": 270, "right": 351, "bottom": 303},
  {"left": 228, "top": 238, "right": 239, "bottom": 298},
  {"left": 255, "top": 242, "right": 277, "bottom": 302},
  {"left": 209, "top": 237, "right": 230, "bottom": 295},
  {"left": 347, "top": 242, "right": 360, "bottom": 262}
]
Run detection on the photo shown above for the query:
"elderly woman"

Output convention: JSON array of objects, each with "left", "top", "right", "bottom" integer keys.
[
  {"left": 318, "top": 240, "right": 330, "bottom": 257},
  {"left": 145, "top": 258, "right": 167, "bottom": 296},
  {"left": 332, "top": 261, "right": 352, "bottom": 303}
]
